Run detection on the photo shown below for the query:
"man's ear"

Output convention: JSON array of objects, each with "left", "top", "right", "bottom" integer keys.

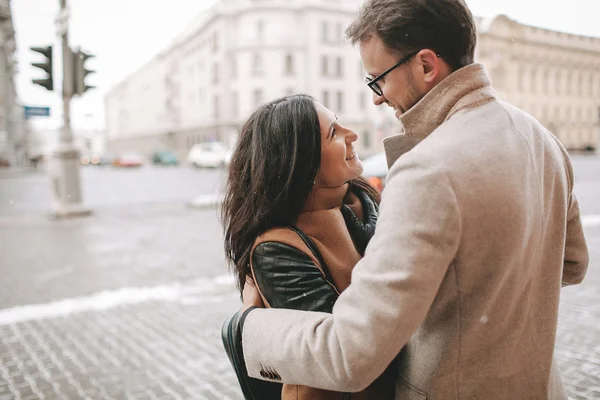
[{"left": 417, "top": 49, "right": 441, "bottom": 84}]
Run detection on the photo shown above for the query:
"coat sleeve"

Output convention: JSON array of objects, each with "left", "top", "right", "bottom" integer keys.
[
  {"left": 242, "top": 151, "right": 461, "bottom": 392},
  {"left": 561, "top": 155, "right": 589, "bottom": 286},
  {"left": 252, "top": 242, "right": 339, "bottom": 313}
]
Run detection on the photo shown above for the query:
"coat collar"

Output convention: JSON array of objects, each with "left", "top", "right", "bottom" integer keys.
[{"left": 383, "top": 63, "right": 498, "bottom": 167}]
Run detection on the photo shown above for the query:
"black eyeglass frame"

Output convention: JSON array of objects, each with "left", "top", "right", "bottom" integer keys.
[{"left": 364, "top": 50, "right": 421, "bottom": 96}]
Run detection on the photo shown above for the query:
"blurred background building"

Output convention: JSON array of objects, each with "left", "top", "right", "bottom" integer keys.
[
  {"left": 476, "top": 15, "right": 600, "bottom": 151},
  {"left": 104, "top": 0, "right": 600, "bottom": 160},
  {"left": 0, "top": 0, "right": 28, "bottom": 166},
  {"left": 104, "top": 0, "right": 401, "bottom": 160}
]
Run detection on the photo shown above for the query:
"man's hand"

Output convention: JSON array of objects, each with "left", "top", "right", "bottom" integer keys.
[{"left": 242, "top": 276, "right": 264, "bottom": 311}]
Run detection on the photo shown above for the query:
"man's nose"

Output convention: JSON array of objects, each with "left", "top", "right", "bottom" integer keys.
[{"left": 373, "top": 92, "right": 386, "bottom": 106}]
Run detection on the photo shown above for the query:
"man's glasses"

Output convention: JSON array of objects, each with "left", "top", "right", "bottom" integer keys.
[{"left": 364, "top": 50, "right": 421, "bottom": 97}]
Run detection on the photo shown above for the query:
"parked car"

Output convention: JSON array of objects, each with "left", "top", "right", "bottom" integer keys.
[
  {"left": 152, "top": 150, "right": 179, "bottom": 166},
  {"left": 361, "top": 152, "right": 388, "bottom": 192},
  {"left": 187, "top": 142, "right": 232, "bottom": 168},
  {"left": 113, "top": 152, "right": 144, "bottom": 168},
  {"left": 97, "top": 152, "right": 118, "bottom": 166}
]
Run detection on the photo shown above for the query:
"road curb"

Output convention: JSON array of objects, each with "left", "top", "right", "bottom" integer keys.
[
  {"left": 582, "top": 214, "right": 600, "bottom": 227},
  {"left": 187, "top": 194, "right": 223, "bottom": 209}
]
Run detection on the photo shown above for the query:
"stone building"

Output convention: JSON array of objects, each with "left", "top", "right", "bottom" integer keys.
[{"left": 105, "top": 3, "right": 600, "bottom": 159}]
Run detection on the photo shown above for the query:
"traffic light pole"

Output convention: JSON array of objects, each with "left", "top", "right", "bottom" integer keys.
[{"left": 50, "top": 0, "right": 91, "bottom": 218}]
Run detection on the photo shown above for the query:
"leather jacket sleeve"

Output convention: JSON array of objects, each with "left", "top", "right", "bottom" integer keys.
[{"left": 252, "top": 241, "right": 339, "bottom": 313}]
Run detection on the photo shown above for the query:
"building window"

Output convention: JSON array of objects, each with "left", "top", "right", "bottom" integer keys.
[
  {"left": 213, "top": 32, "right": 219, "bottom": 52},
  {"left": 257, "top": 20, "right": 265, "bottom": 39},
  {"left": 214, "top": 95, "right": 220, "bottom": 119},
  {"left": 359, "top": 92, "right": 366, "bottom": 109},
  {"left": 566, "top": 73, "right": 572, "bottom": 96},
  {"left": 213, "top": 63, "right": 219, "bottom": 84},
  {"left": 232, "top": 92, "right": 238, "bottom": 118},
  {"left": 337, "top": 91, "right": 344, "bottom": 113},
  {"left": 336, "top": 56, "right": 343, "bottom": 78},
  {"left": 285, "top": 54, "right": 294, "bottom": 76},
  {"left": 253, "top": 89, "right": 263, "bottom": 107},
  {"left": 542, "top": 69, "right": 549, "bottom": 95},
  {"left": 230, "top": 56, "right": 237, "bottom": 79},
  {"left": 518, "top": 66, "right": 525, "bottom": 91},
  {"left": 336, "top": 22, "right": 343, "bottom": 43},
  {"left": 199, "top": 90, "right": 206, "bottom": 108},
  {"left": 321, "top": 21, "right": 328, "bottom": 43},
  {"left": 363, "top": 130, "right": 371, "bottom": 149},
  {"left": 322, "top": 90, "right": 330, "bottom": 108},
  {"left": 252, "top": 53, "right": 263, "bottom": 76},
  {"left": 321, "top": 55, "right": 328, "bottom": 76},
  {"left": 530, "top": 69, "right": 536, "bottom": 93}
]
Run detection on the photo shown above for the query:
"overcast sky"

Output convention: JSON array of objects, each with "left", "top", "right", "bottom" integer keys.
[{"left": 11, "top": 0, "right": 600, "bottom": 133}]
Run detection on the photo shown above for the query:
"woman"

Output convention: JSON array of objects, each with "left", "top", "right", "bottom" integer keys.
[{"left": 221, "top": 94, "right": 395, "bottom": 399}]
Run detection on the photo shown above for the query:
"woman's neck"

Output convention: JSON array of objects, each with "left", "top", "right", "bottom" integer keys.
[{"left": 302, "top": 183, "right": 349, "bottom": 212}]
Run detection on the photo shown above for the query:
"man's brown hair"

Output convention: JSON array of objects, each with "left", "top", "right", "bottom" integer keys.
[{"left": 346, "top": 0, "right": 477, "bottom": 71}]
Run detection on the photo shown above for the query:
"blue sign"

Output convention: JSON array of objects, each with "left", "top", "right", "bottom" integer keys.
[{"left": 24, "top": 106, "right": 51, "bottom": 119}]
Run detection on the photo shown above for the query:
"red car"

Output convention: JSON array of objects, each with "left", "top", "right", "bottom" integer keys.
[
  {"left": 361, "top": 152, "right": 388, "bottom": 192},
  {"left": 113, "top": 153, "right": 144, "bottom": 168}
]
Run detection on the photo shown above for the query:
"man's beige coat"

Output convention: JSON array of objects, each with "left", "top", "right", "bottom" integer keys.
[{"left": 241, "top": 64, "right": 589, "bottom": 399}]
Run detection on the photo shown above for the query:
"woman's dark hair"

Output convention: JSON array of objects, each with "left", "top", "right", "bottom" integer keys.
[
  {"left": 345, "top": 0, "right": 477, "bottom": 71},
  {"left": 221, "top": 94, "right": 380, "bottom": 292}
]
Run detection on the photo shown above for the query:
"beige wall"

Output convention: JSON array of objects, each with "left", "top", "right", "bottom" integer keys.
[
  {"left": 106, "top": 7, "right": 600, "bottom": 159},
  {"left": 476, "top": 15, "right": 600, "bottom": 151}
]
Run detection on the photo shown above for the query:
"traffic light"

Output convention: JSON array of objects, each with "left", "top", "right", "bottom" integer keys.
[
  {"left": 73, "top": 48, "right": 95, "bottom": 96},
  {"left": 30, "top": 46, "right": 53, "bottom": 91}
]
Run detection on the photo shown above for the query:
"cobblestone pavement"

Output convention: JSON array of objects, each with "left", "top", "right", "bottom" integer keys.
[{"left": 0, "top": 158, "right": 599, "bottom": 400}]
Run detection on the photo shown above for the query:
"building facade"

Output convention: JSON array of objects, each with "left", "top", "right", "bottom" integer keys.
[
  {"left": 105, "top": 0, "right": 392, "bottom": 160},
  {"left": 0, "top": 0, "right": 28, "bottom": 165},
  {"left": 476, "top": 15, "right": 600, "bottom": 151},
  {"left": 105, "top": 3, "right": 600, "bottom": 159}
]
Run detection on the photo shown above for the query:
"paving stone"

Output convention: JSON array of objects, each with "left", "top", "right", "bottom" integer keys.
[{"left": 1, "top": 163, "right": 599, "bottom": 399}]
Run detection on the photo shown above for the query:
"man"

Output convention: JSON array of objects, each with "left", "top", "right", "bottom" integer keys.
[{"left": 237, "top": 0, "right": 589, "bottom": 398}]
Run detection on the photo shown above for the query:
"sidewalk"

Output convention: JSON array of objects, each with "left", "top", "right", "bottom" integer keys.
[{"left": 0, "top": 203, "right": 598, "bottom": 399}]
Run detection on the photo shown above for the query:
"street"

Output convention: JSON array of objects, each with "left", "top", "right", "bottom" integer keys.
[{"left": 0, "top": 156, "right": 599, "bottom": 400}]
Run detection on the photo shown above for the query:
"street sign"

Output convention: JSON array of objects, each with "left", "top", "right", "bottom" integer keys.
[{"left": 24, "top": 106, "right": 51, "bottom": 119}]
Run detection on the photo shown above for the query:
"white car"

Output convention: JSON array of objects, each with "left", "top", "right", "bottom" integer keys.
[
  {"left": 361, "top": 152, "right": 388, "bottom": 192},
  {"left": 187, "top": 142, "right": 232, "bottom": 168}
]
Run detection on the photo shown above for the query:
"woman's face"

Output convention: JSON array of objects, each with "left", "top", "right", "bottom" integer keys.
[{"left": 314, "top": 102, "right": 363, "bottom": 188}]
